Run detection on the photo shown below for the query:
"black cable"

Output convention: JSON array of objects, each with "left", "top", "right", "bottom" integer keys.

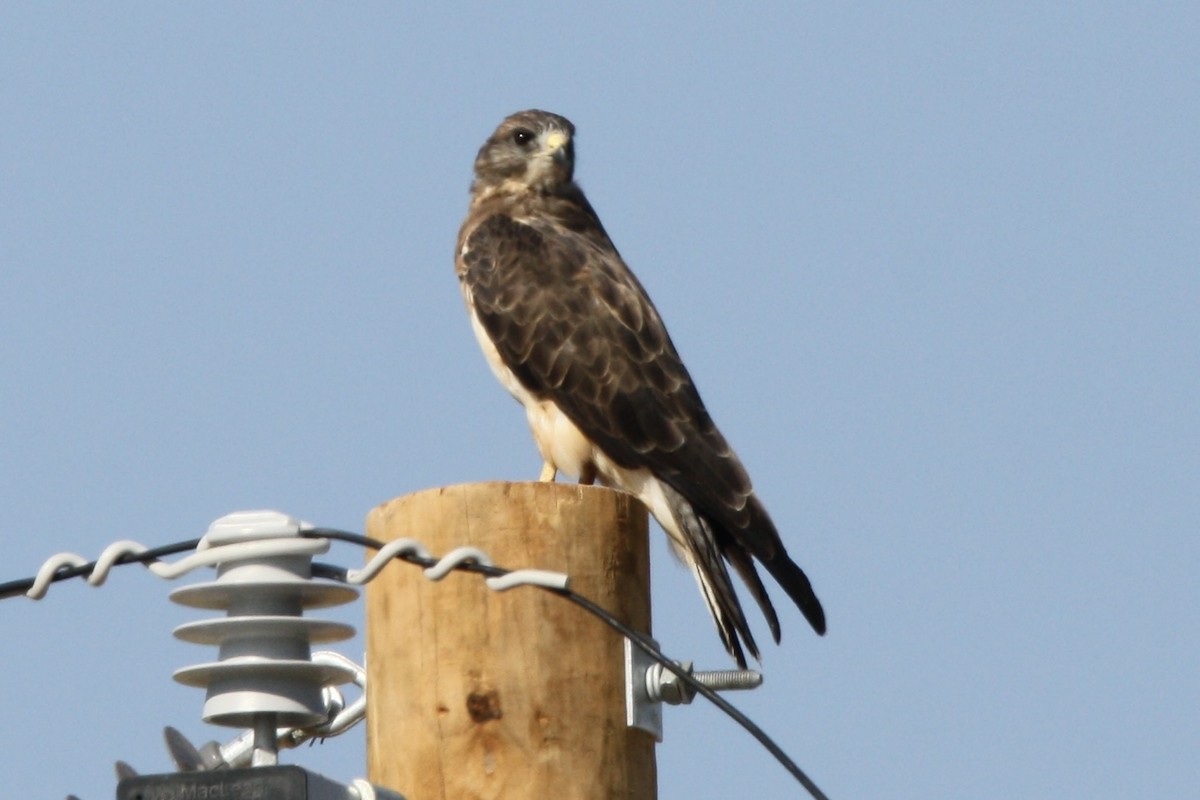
[
  {"left": 305, "top": 527, "right": 831, "bottom": 800},
  {"left": 0, "top": 538, "right": 202, "bottom": 601},
  {"left": 2, "top": 528, "right": 830, "bottom": 798},
  {"left": 563, "top": 589, "right": 831, "bottom": 800}
]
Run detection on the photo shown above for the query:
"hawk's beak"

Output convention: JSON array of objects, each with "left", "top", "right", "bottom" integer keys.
[{"left": 544, "top": 131, "right": 569, "bottom": 166}]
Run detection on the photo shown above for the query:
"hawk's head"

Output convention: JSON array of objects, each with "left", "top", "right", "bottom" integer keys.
[{"left": 472, "top": 110, "right": 576, "bottom": 198}]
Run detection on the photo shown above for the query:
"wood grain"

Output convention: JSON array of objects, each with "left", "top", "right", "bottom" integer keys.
[{"left": 366, "top": 481, "right": 655, "bottom": 800}]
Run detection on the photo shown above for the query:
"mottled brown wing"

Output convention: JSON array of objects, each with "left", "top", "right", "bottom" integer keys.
[
  {"left": 460, "top": 212, "right": 771, "bottom": 548},
  {"left": 461, "top": 208, "right": 827, "bottom": 648}
]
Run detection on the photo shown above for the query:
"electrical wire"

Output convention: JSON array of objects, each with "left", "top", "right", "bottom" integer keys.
[
  {"left": 0, "top": 538, "right": 202, "bottom": 601},
  {"left": 305, "top": 527, "right": 830, "bottom": 800},
  {"left": 2, "top": 527, "right": 830, "bottom": 799}
]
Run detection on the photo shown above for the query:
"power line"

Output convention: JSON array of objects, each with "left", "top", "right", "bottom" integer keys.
[
  {"left": 0, "top": 538, "right": 201, "bottom": 600},
  {"left": 4, "top": 527, "right": 831, "bottom": 800},
  {"left": 308, "top": 527, "right": 830, "bottom": 800}
]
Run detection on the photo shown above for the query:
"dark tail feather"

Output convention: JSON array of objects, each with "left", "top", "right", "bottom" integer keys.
[
  {"left": 761, "top": 553, "right": 826, "bottom": 635},
  {"left": 668, "top": 488, "right": 760, "bottom": 667},
  {"left": 704, "top": 580, "right": 752, "bottom": 669},
  {"left": 724, "top": 545, "right": 783, "bottom": 643}
]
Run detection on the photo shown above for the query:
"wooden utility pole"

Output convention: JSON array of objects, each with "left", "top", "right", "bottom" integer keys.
[{"left": 365, "top": 481, "right": 656, "bottom": 800}]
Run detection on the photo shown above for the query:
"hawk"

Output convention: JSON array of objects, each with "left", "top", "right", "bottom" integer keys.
[{"left": 456, "top": 109, "right": 825, "bottom": 667}]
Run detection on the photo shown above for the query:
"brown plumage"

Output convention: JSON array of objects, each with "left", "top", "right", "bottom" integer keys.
[{"left": 455, "top": 109, "right": 825, "bottom": 667}]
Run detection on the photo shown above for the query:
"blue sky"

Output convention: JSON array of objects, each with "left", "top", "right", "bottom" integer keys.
[{"left": 2, "top": 4, "right": 1197, "bottom": 798}]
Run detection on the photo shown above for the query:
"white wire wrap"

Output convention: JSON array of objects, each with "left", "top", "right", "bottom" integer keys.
[
  {"left": 346, "top": 540, "right": 569, "bottom": 590},
  {"left": 422, "top": 546, "right": 493, "bottom": 580},
  {"left": 25, "top": 538, "right": 329, "bottom": 599},
  {"left": 343, "top": 538, "right": 432, "bottom": 585},
  {"left": 349, "top": 778, "right": 377, "bottom": 800},
  {"left": 24, "top": 529, "right": 569, "bottom": 596},
  {"left": 486, "top": 569, "right": 571, "bottom": 591}
]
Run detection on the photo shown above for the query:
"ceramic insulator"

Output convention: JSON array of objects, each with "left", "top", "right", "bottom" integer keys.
[{"left": 169, "top": 511, "right": 358, "bottom": 728}]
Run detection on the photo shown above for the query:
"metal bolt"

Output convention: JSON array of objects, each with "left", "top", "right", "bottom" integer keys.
[
  {"left": 646, "top": 660, "right": 763, "bottom": 706},
  {"left": 692, "top": 668, "right": 764, "bottom": 691}
]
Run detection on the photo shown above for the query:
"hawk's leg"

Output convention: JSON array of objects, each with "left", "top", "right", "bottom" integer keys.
[
  {"left": 578, "top": 463, "right": 597, "bottom": 486},
  {"left": 539, "top": 461, "right": 558, "bottom": 482}
]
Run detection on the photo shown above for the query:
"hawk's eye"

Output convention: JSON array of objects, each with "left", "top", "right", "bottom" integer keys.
[{"left": 512, "top": 129, "right": 535, "bottom": 148}]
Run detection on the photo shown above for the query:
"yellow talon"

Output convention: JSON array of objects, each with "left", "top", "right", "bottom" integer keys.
[{"left": 539, "top": 462, "right": 558, "bottom": 482}]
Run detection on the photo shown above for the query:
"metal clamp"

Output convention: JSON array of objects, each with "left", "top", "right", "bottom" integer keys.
[{"left": 624, "top": 637, "right": 763, "bottom": 741}]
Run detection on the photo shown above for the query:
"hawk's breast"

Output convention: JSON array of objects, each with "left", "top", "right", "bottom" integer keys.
[{"left": 465, "top": 300, "right": 595, "bottom": 480}]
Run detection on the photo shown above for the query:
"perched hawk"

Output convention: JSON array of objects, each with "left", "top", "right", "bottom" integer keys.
[{"left": 456, "top": 109, "right": 825, "bottom": 667}]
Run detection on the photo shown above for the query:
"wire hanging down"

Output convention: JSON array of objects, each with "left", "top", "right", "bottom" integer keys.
[{"left": 4, "top": 523, "right": 830, "bottom": 800}]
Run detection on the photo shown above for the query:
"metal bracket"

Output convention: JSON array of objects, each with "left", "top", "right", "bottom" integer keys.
[
  {"left": 624, "top": 637, "right": 764, "bottom": 741},
  {"left": 625, "top": 637, "right": 665, "bottom": 740}
]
